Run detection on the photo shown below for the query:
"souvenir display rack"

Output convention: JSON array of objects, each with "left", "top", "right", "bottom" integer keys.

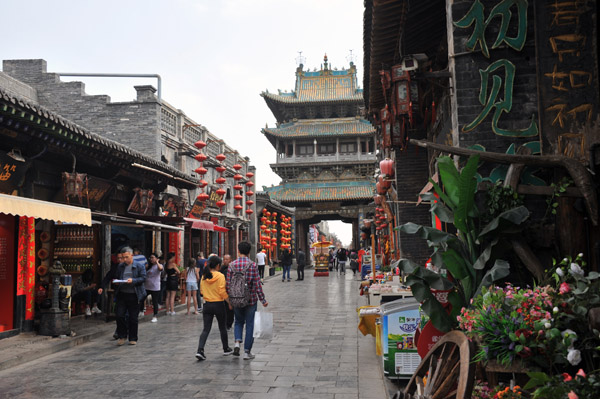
[{"left": 52, "top": 225, "right": 99, "bottom": 274}]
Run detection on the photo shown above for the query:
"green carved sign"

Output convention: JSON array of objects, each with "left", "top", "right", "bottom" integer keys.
[
  {"left": 463, "top": 59, "right": 538, "bottom": 137},
  {"left": 454, "top": 0, "right": 529, "bottom": 58}
]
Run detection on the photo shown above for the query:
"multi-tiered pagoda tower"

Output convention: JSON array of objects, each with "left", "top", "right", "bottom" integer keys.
[{"left": 261, "top": 55, "right": 376, "bottom": 254}]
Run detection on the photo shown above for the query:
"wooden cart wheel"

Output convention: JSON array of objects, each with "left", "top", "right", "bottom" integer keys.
[{"left": 401, "top": 330, "right": 475, "bottom": 399}]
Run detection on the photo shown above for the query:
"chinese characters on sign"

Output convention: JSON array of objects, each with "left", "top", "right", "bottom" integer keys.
[
  {"left": 455, "top": 0, "right": 539, "bottom": 138},
  {"left": 536, "top": 0, "right": 597, "bottom": 159}
]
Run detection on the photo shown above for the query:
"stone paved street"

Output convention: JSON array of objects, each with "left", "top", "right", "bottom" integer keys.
[{"left": 0, "top": 271, "right": 388, "bottom": 398}]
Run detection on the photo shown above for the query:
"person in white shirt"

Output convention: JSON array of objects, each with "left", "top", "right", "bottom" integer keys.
[{"left": 255, "top": 249, "right": 267, "bottom": 281}]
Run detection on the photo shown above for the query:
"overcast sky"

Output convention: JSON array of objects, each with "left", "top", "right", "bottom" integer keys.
[{"left": 3, "top": 0, "right": 363, "bottom": 246}]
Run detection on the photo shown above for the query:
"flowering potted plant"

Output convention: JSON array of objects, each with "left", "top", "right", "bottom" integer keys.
[
  {"left": 458, "top": 254, "right": 600, "bottom": 373},
  {"left": 525, "top": 369, "right": 600, "bottom": 399}
]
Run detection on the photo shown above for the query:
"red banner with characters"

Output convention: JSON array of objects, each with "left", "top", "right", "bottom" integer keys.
[
  {"left": 168, "top": 232, "right": 179, "bottom": 266},
  {"left": 0, "top": 214, "right": 16, "bottom": 331},
  {"left": 17, "top": 216, "right": 35, "bottom": 321}
]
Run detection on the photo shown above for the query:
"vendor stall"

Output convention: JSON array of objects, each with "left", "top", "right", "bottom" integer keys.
[{"left": 311, "top": 240, "right": 331, "bottom": 276}]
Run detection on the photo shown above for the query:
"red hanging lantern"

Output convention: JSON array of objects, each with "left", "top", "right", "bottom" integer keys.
[
  {"left": 216, "top": 177, "right": 226, "bottom": 185},
  {"left": 233, "top": 164, "right": 242, "bottom": 171},
  {"left": 260, "top": 225, "right": 267, "bottom": 230},
  {"left": 272, "top": 212, "right": 277, "bottom": 217},
  {"left": 233, "top": 184, "right": 243, "bottom": 191},
  {"left": 245, "top": 209, "right": 253, "bottom": 215},
  {"left": 245, "top": 181, "right": 254, "bottom": 188},
  {"left": 261, "top": 216, "right": 267, "bottom": 223},
  {"left": 216, "top": 153, "right": 226, "bottom": 162},
  {"left": 216, "top": 200, "right": 226, "bottom": 210},
  {"left": 234, "top": 204, "right": 243, "bottom": 211},
  {"left": 195, "top": 167, "right": 208, "bottom": 175},
  {"left": 195, "top": 153, "right": 207, "bottom": 162},
  {"left": 216, "top": 188, "right": 226, "bottom": 196},
  {"left": 380, "top": 158, "right": 395, "bottom": 177},
  {"left": 245, "top": 190, "right": 254, "bottom": 197},
  {"left": 199, "top": 180, "right": 208, "bottom": 188},
  {"left": 246, "top": 200, "right": 254, "bottom": 206},
  {"left": 234, "top": 194, "right": 243, "bottom": 200},
  {"left": 216, "top": 165, "right": 226, "bottom": 173},
  {"left": 246, "top": 172, "right": 254, "bottom": 179},
  {"left": 197, "top": 192, "right": 209, "bottom": 202},
  {"left": 379, "top": 175, "right": 392, "bottom": 189},
  {"left": 194, "top": 140, "right": 206, "bottom": 150},
  {"left": 233, "top": 174, "right": 243, "bottom": 181}
]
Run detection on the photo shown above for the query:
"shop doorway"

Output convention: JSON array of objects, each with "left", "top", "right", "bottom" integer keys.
[{"left": 0, "top": 214, "right": 16, "bottom": 332}]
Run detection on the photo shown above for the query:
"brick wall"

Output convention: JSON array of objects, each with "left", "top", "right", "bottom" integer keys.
[
  {"left": 2, "top": 59, "right": 162, "bottom": 159},
  {"left": 395, "top": 144, "right": 431, "bottom": 265}
]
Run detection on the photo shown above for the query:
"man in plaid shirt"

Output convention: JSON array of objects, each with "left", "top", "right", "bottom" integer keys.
[{"left": 226, "top": 241, "right": 268, "bottom": 359}]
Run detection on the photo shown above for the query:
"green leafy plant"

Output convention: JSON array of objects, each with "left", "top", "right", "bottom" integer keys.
[
  {"left": 526, "top": 369, "right": 600, "bottom": 399},
  {"left": 544, "top": 176, "right": 572, "bottom": 219},
  {"left": 485, "top": 183, "right": 524, "bottom": 223},
  {"left": 395, "top": 155, "right": 530, "bottom": 332}
]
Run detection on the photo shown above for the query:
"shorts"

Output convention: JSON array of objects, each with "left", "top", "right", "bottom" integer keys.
[{"left": 186, "top": 282, "right": 198, "bottom": 291}]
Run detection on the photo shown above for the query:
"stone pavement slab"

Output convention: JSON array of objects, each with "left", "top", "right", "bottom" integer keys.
[{"left": 0, "top": 270, "right": 391, "bottom": 398}]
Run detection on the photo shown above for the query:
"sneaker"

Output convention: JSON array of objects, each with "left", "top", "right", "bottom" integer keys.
[
  {"left": 287, "top": 279, "right": 291, "bottom": 281},
  {"left": 243, "top": 351, "right": 255, "bottom": 360},
  {"left": 129, "top": 341, "right": 137, "bottom": 345},
  {"left": 223, "top": 347, "right": 233, "bottom": 356},
  {"left": 195, "top": 351, "right": 206, "bottom": 361},
  {"left": 117, "top": 338, "right": 126, "bottom": 346},
  {"left": 233, "top": 347, "right": 240, "bottom": 357},
  {"left": 91, "top": 306, "right": 102, "bottom": 314},
  {"left": 151, "top": 317, "right": 158, "bottom": 323},
  {"left": 138, "top": 311, "right": 145, "bottom": 318},
  {"left": 85, "top": 307, "right": 92, "bottom": 316},
  {"left": 112, "top": 333, "right": 118, "bottom": 340}
]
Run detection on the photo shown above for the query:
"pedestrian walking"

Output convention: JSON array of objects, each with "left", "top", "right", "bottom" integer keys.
[
  {"left": 159, "top": 255, "right": 167, "bottom": 306},
  {"left": 99, "top": 252, "right": 124, "bottom": 340},
  {"left": 255, "top": 249, "right": 267, "bottom": 281},
  {"left": 196, "top": 252, "right": 206, "bottom": 311},
  {"left": 195, "top": 255, "right": 233, "bottom": 361},
  {"left": 296, "top": 248, "right": 305, "bottom": 281},
  {"left": 133, "top": 248, "right": 149, "bottom": 318},
  {"left": 349, "top": 249, "right": 359, "bottom": 277},
  {"left": 114, "top": 246, "right": 146, "bottom": 346},
  {"left": 219, "top": 254, "right": 234, "bottom": 330},
  {"left": 164, "top": 252, "right": 180, "bottom": 315},
  {"left": 185, "top": 258, "right": 200, "bottom": 315},
  {"left": 337, "top": 247, "right": 348, "bottom": 275},
  {"left": 140, "top": 253, "right": 163, "bottom": 322},
  {"left": 226, "top": 241, "right": 268, "bottom": 360},
  {"left": 280, "top": 248, "right": 292, "bottom": 282}
]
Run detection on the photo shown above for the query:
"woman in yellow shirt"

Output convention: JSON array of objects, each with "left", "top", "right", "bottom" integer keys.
[{"left": 195, "top": 255, "right": 233, "bottom": 360}]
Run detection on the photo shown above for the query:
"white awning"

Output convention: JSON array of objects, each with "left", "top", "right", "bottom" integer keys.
[
  {"left": 0, "top": 193, "right": 92, "bottom": 226},
  {"left": 135, "top": 219, "right": 184, "bottom": 231}
]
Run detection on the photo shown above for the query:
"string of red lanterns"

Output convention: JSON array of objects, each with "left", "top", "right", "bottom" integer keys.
[
  {"left": 214, "top": 153, "right": 227, "bottom": 213},
  {"left": 245, "top": 171, "right": 254, "bottom": 218},
  {"left": 233, "top": 164, "right": 243, "bottom": 215},
  {"left": 194, "top": 141, "right": 209, "bottom": 207}
]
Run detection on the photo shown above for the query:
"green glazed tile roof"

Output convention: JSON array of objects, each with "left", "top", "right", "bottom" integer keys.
[
  {"left": 261, "top": 68, "right": 363, "bottom": 104},
  {"left": 266, "top": 180, "right": 374, "bottom": 203},
  {"left": 263, "top": 117, "right": 375, "bottom": 138}
]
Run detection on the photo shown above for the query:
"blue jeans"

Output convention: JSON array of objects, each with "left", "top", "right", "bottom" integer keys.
[
  {"left": 282, "top": 264, "right": 291, "bottom": 280},
  {"left": 233, "top": 303, "right": 257, "bottom": 352}
]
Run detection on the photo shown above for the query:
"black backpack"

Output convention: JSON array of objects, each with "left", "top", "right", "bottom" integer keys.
[{"left": 228, "top": 263, "right": 251, "bottom": 308}]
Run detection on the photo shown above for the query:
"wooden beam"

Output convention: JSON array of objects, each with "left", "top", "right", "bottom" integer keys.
[{"left": 410, "top": 139, "right": 598, "bottom": 225}]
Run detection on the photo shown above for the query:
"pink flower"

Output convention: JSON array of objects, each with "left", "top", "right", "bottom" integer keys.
[
  {"left": 559, "top": 282, "right": 571, "bottom": 294},
  {"left": 562, "top": 373, "right": 572, "bottom": 382},
  {"left": 576, "top": 369, "right": 586, "bottom": 378},
  {"left": 568, "top": 391, "right": 579, "bottom": 399}
]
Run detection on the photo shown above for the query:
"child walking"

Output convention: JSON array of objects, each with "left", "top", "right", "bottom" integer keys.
[
  {"left": 185, "top": 258, "right": 200, "bottom": 315},
  {"left": 195, "top": 255, "right": 233, "bottom": 360}
]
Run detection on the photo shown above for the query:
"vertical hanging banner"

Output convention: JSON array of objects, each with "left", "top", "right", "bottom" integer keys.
[
  {"left": 17, "top": 216, "right": 35, "bottom": 321},
  {"left": 0, "top": 214, "right": 16, "bottom": 331},
  {"left": 168, "top": 232, "right": 179, "bottom": 265}
]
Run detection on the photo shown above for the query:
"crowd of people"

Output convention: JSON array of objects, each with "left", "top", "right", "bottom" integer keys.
[
  {"left": 74, "top": 241, "right": 356, "bottom": 359},
  {"left": 81, "top": 242, "right": 268, "bottom": 360}
]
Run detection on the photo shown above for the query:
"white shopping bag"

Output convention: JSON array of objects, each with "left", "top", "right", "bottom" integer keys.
[{"left": 253, "top": 311, "right": 273, "bottom": 339}]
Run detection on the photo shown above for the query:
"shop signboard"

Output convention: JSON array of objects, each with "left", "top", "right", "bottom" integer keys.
[
  {"left": 187, "top": 197, "right": 207, "bottom": 219},
  {"left": 127, "top": 188, "right": 154, "bottom": 216},
  {"left": 380, "top": 298, "right": 422, "bottom": 379},
  {"left": 0, "top": 151, "right": 28, "bottom": 195},
  {"left": 85, "top": 177, "right": 113, "bottom": 209}
]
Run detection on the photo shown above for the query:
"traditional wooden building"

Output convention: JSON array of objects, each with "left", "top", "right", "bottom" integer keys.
[
  {"left": 261, "top": 55, "right": 377, "bottom": 256},
  {"left": 364, "top": 0, "right": 599, "bottom": 269}
]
